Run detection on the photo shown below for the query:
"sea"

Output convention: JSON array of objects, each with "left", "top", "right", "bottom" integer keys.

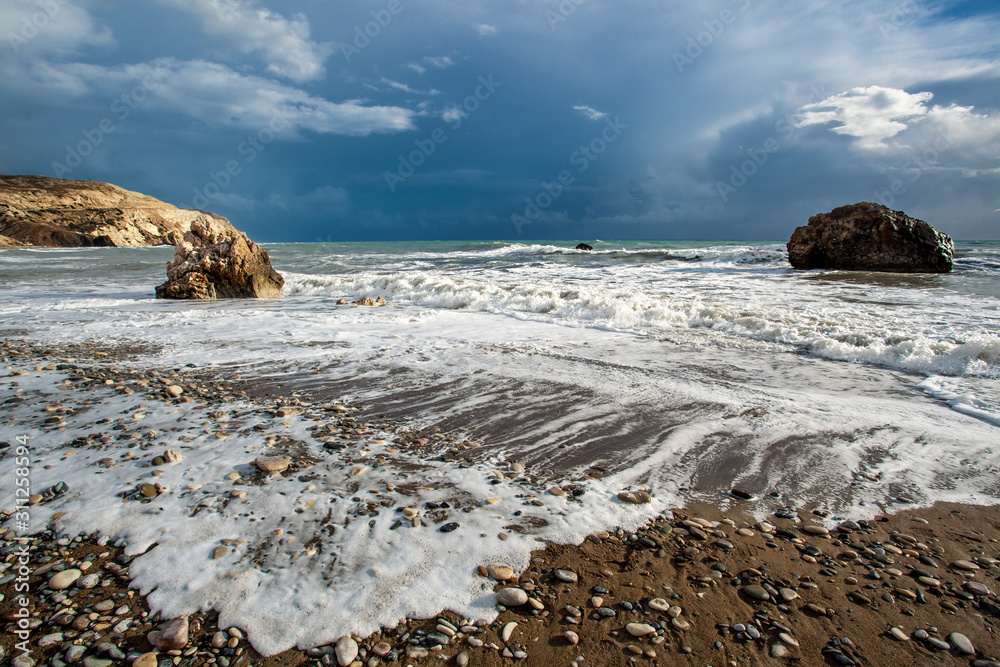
[{"left": 1, "top": 239, "right": 999, "bottom": 654}]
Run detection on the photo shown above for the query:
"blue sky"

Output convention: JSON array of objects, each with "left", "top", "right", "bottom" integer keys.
[{"left": 1, "top": 0, "right": 998, "bottom": 241}]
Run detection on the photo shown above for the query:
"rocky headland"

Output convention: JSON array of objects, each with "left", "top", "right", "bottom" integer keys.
[
  {"left": 0, "top": 175, "right": 235, "bottom": 248},
  {"left": 788, "top": 202, "right": 954, "bottom": 273}
]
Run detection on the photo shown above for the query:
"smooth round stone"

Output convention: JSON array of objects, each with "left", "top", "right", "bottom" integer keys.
[
  {"left": 502, "top": 621, "right": 517, "bottom": 643},
  {"left": 914, "top": 629, "right": 929, "bottom": 640},
  {"left": 76, "top": 573, "right": 100, "bottom": 589},
  {"left": 737, "top": 528, "right": 755, "bottom": 537},
  {"left": 802, "top": 525, "right": 829, "bottom": 536},
  {"left": 670, "top": 617, "right": 691, "bottom": 630},
  {"left": 917, "top": 576, "right": 941, "bottom": 587},
  {"left": 734, "top": 624, "right": 746, "bottom": 633},
  {"left": 49, "top": 568, "right": 82, "bottom": 591},
  {"left": 254, "top": 456, "right": 290, "bottom": 473},
  {"left": 138, "top": 483, "right": 159, "bottom": 498},
  {"left": 949, "top": 632, "right": 975, "bottom": 655},
  {"left": 212, "top": 631, "right": 228, "bottom": 648},
  {"left": 335, "top": 636, "right": 358, "bottom": 666},
  {"left": 166, "top": 385, "right": 183, "bottom": 397},
  {"left": 548, "top": 487, "right": 565, "bottom": 496},
  {"left": 746, "top": 625, "right": 761, "bottom": 640},
  {"left": 564, "top": 631, "right": 579, "bottom": 645},
  {"left": 779, "top": 588, "right": 798, "bottom": 602},
  {"left": 927, "top": 637, "right": 951, "bottom": 651},
  {"left": 456, "top": 650, "right": 470, "bottom": 667},
  {"left": 626, "top": 622, "right": 656, "bottom": 637},
  {"left": 617, "top": 491, "right": 652, "bottom": 504},
  {"left": 488, "top": 564, "right": 514, "bottom": 580},
  {"left": 554, "top": 569, "right": 578, "bottom": 583},
  {"left": 742, "top": 585, "right": 770, "bottom": 602},
  {"left": 953, "top": 559, "right": 980, "bottom": 571},
  {"left": 596, "top": 607, "right": 616, "bottom": 618},
  {"left": 647, "top": 597, "right": 669, "bottom": 612},
  {"left": 496, "top": 587, "right": 528, "bottom": 606},
  {"left": 778, "top": 632, "right": 799, "bottom": 647},
  {"left": 889, "top": 627, "right": 908, "bottom": 641},
  {"left": 667, "top": 606, "right": 682, "bottom": 618},
  {"left": 966, "top": 581, "right": 991, "bottom": 596},
  {"left": 771, "top": 644, "right": 790, "bottom": 658}
]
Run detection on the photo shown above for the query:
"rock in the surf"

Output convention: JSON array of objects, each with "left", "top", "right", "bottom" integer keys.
[
  {"left": 787, "top": 202, "right": 953, "bottom": 272},
  {"left": 156, "top": 216, "right": 283, "bottom": 299},
  {"left": 575, "top": 243, "right": 594, "bottom": 251}
]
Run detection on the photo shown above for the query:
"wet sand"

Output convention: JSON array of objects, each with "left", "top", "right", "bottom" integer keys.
[{"left": 2, "top": 339, "right": 999, "bottom": 667}]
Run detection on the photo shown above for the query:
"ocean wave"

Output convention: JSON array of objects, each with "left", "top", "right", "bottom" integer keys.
[{"left": 283, "top": 270, "right": 1000, "bottom": 378}]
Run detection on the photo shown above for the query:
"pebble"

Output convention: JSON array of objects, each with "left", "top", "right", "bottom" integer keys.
[
  {"left": 254, "top": 456, "right": 290, "bottom": 473},
  {"left": 771, "top": 644, "right": 790, "bottom": 658},
  {"left": 889, "top": 627, "right": 908, "bottom": 641},
  {"left": 76, "top": 573, "right": 100, "bottom": 589},
  {"left": 496, "top": 587, "right": 528, "bottom": 606},
  {"left": 953, "top": 559, "right": 980, "bottom": 571},
  {"left": 502, "top": 621, "right": 518, "bottom": 643},
  {"left": 802, "top": 525, "right": 829, "bottom": 536},
  {"left": 488, "top": 564, "right": 514, "bottom": 580},
  {"left": 48, "top": 568, "right": 82, "bottom": 590},
  {"left": 617, "top": 491, "right": 652, "bottom": 504},
  {"left": 455, "top": 650, "right": 470, "bottom": 667},
  {"left": 778, "top": 632, "right": 799, "bottom": 647},
  {"left": 148, "top": 617, "right": 189, "bottom": 650},
  {"left": 335, "top": 636, "right": 359, "bottom": 666},
  {"left": 742, "top": 585, "right": 770, "bottom": 602},
  {"left": 779, "top": 588, "right": 798, "bottom": 601},
  {"left": 564, "top": 631, "right": 579, "bottom": 645},
  {"left": 647, "top": 598, "right": 669, "bottom": 611},
  {"left": 966, "top": 581, "right": 991, "bottom": 596},
  {"left": 626, "top": 622, "right": 656, "bottom": 637},
  {"left": 554, "top": 569, "right": 578, "bottom": 583},
  {"left": 212, "top": 546, "right": 228, "bottom": 559},
  {"left": 949, "top": 632, "right": 975, "bottom": 655}
]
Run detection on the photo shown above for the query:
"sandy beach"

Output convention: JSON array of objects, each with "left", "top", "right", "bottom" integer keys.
[{"left": 2, "top": 339, "right": 999, "bottom": 667}]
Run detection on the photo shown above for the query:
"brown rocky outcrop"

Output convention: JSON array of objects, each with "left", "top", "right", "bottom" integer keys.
[
  {"left": 0, "top": 174, "right": 235, "bottom": 247},
  {"left": 155, "top": 216, "right": 283, "bottom": 299},
  {"left": 0, "top": 233, "right": 25, "bottom": 247},
  {"left": 787, "top": 202, "right": 953, "bottom": 273}
]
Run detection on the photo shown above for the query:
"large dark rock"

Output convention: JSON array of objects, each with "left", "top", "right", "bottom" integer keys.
[
  {"left": 787, "top": 202, "right": 953, "bottom": 273},
  {"left": 575, "top": 243, "right": 594, "bottom": 251},
  {"left": 155, "top": 216, "right": 283, "bottom": 299}
]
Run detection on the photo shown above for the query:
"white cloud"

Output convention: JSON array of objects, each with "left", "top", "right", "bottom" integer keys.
[
  {"left": 424, "top": 56, "right": 455, "bottom": 70},
  {"left": 402, "top": 62, "right": 427, "bottom": 76},
  {"left": 796, "top": 86, "right": 932, "bottom": 148},
  {"left": 1, "top": 0, "right": 114, "bottom": 56},
  {"left": 474, "top": 24, "right": 497, "bottom": 37},
  {"left": 15, "top": 58, "right": 415, "bottom": 136},
  {"left": 441, "top": 107, "right": 464, "bottom": 124},
  {"left": 573, "top": 105, "right": 608, "bottom": 121},
  {"left": 378, "top": 77, "right": 440, "bottom": 96},
  {"left": 155, "top": 0, "right": 332, "bottom": 82}
]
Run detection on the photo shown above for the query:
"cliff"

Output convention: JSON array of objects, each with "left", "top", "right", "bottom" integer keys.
[{"left": 0, "top": 175, "right": 236, "bottom": 247}]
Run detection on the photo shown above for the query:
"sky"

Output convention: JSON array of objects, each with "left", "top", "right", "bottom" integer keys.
[{"left": 1, "top": 0, "right": 999, "bottom": 242}]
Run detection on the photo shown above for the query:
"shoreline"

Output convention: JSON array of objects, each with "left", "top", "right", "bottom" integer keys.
[{"left": 2, "top": 339, "right": 999, "bottom": 666}]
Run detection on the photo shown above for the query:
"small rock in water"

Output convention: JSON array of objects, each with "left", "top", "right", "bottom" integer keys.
[
  {"left": 212, "top": 546, "right": 228, "bottom": 559},
  {"left": 617, "top": 491, "right": 652, "bottom": 504},
  {"left": 335, "top": 636, "right": 359, "bottom": 666},
  {"left": 496, "top": 587, "right": 529, "bottom": 606},
  {"left": 139, "top": 483, "right": 159, "bottom": 498},
  {"left": 439, "top": 522, "right": 460, "bottom": 533},
  {"left": 488, "top": 564, "right": 514, "bottom": 580},
  {"left": 554, "top": 569, "right": 578, "bottom": 583},
  {"left": 254, "top": 456, "right": 290, "bottom": 473}
]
